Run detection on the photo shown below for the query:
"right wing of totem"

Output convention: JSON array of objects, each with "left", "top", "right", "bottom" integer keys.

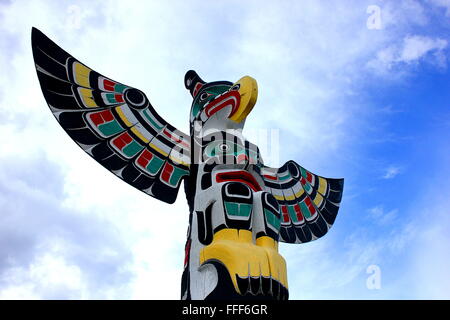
[
  {"left": 261, "top": 161, "right": 344, "bottom": 244},
  {"left": 32, "top": 27, "right": 190, "bottom": 204}
]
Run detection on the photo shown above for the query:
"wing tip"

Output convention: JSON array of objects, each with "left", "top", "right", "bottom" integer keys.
[
  {"left": 31, "top": 26, "right": 44, "bottom": 47},
  {"left": 31, "top": 26, "right": 49, "bottom": 60}
]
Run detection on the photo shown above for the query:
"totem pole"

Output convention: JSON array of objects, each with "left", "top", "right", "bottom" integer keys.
[{"left": 32, "top": 27, "right": 344, "bottom": 300}]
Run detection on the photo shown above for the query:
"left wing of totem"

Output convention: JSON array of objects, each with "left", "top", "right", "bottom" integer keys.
[
  {"left": 31, "top": 27, "right": 190, "bottom": 204},
  {"left": 261, "top": 161, "right": 344, "bottom": 244}
]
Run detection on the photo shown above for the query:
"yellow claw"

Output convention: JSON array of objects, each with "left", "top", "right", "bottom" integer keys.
[
  {"left": 199, "top": 229, "right": 288, "bottom": 295},
  {"left": 256, "top": 236, "right": 288, "bottom": 289}
]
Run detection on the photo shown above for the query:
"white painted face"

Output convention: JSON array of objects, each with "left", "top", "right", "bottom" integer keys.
[
  {"left": 198, "top": 100, "right": 247, "bottom": 136},
  {"left": 189, "top": 82, "right": 240, "bottom": 135}
]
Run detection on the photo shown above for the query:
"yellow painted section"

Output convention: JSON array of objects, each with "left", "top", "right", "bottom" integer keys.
[
  {"left": 284, "top": 194, "right": 295, "bottom": 201},
  {"left": 313, "top": 192, "right": 324, "bottom": 207},
  {"left": 200, "top": 228, "right": 288, "bottom": 295},
  {"left": 78, "top": 88, "right": 96, "bottom": 108},
  {"left": 229, "top": 76, "right": 258, "bottom": 123},
  {"left": 274, "top": 194, "right": 285, "bottom": 201},
  {"left": 149, "top": 143, "right": 169, "bottom": 157},
  {"left": 115, "top": 106, "right": 133, "bottom": 127},
  {"left": 256, "top": 236, "right": 287, "bottom": 288},
  {"left": 130, "top": 127, "right": 149, "bottom": 144},
  {"left": 318, "top": 177, "right": 327, "bottom": 195},
  {"left": 74, "top": 62, "right": 91, "bottom": 87},
  {"left": 294, "top": 188, "right": 305, "bottom": 199},
  {"left": 256, "top": 236, "right": 278, "bottom": 250}
]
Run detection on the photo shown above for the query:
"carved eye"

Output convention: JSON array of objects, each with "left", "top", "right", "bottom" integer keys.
[
  {"left": 124, "top": 88, "right": 147, "bottom": 109},
  {"left": 218, "top": 143, "right": 229, "bottom": 152},
  {"left": 230, "top": 84, "right": 240, "bottom": 91},
  {"left": 199, "top": 92, "right": 210, "bottom": 101}
]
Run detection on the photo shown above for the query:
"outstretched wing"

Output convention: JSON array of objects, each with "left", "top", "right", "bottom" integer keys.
[
  {"left": 261, "top": 161, "right": 344, "bottom": 244},
  {"left": 32, "top": 27, "right": 190, "bottom": 204}
]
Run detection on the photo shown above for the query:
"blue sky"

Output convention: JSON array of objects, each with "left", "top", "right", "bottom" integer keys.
[{"left": 0, "top": 0, "right": 449, "bottom": 299}]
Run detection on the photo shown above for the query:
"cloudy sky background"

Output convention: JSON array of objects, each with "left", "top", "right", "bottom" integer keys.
[{"left": 0, "top": 0, "right": 449, "bottom": 299}]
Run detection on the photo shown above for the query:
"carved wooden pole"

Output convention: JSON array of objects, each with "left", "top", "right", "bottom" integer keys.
[{"left": 32, "top": 28, "right": 344, "bottom": 300}]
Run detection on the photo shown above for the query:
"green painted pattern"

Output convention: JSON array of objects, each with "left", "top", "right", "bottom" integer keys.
[
  {"left": 303, "top": 181, "right": 312, "bottom": 193},
  {"left": 224, "top": 201, "right": 252, "bottom": 218},
  {"left": 300, "top": 167, "right": 308, "bottom": 179},
  {"left": 264, "top": 208, "right": 281, "bottom": 230},
  {"left": 114, "top": 84, "right": 127, "bottom": 93},
  {"left": 168, "top": 166, "right": 189, "bottom": 187},
  {"left": 205, "top": 140, "right": 245, "bottom": 158},
  {"left": 299, "top": 201, "right": 311, "bottom": 218},
  {"left": 287, "top": 205, "right": 298, "bottom": 223},
  {"left": 279, "top": 172, "right": 291, "bottom": 181},
  {"left": 97, "top": 120, "right": 123, "bottom": 137},
  {"left": 123, "top": 140, "right": 144, "bottom": 157},
  {"left": 205, "top": 85, "right": 230, "bottom": 96},
  {"left": 106, "top": 93, "right": 116, "bottom": 104},
  {"left": 205, "top": 140, "right": 253, "bottom": 159},
  {"left": 205, "top": 140, "right": 259, "bottom": 164},
  {"left": 146, "top": 155, "right": 164, "bottom": 175},
  {"left": 191, "top": 103, "right": 201, "bottom": 118},
  {"left": 191, "top": 85, "right": 230, "bottom": 119}
]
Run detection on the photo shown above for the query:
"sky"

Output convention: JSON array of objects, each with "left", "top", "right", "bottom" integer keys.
[{"left": 0, "top": 0, "right": 449, "bottom": 299}]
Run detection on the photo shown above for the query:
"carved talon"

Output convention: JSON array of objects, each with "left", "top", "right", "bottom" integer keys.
[
  {"left": 200, "top": 228, "right": 287, "bottom": 296},
  {"left": 256, "top": 236, "right": 288, "bottom": 290}
]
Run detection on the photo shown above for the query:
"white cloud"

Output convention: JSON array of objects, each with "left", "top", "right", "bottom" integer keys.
[
  {"left": 368, "top": 205, "right": 398, "bottom": 225},
  {"left": 411, "top": 210, "right": 450, "bottom": 298},
  {"left": 0, "top": 155, "right": 135, "bottom": 299},
  {"left": 281, "top": 233, "right": 383, "bottom": 299},
  {"left": 368, "top": 35, "right": 448, "bottom": 73},
  {"left": 400, "top": 180, "right": 450, "bottom": 299},
  {"left": 382, "top": 165, "right": 403, "bottom": 179},
  {"left": 401, "top": 35, "right": 448, "bottom": 63},
  {"left": 0, "top": 253, "right": 84, "bottom": 299},
  {"left": 381, "top": 0, "right": 429, "bottom": 28}
]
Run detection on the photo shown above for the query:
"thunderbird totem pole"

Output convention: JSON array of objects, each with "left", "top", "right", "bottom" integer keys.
[{"left": 32, "top": 28, "right": 344, "bottom": 300}]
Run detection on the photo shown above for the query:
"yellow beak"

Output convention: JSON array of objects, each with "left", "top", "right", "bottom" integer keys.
[{"left": 229, "top": 75, "right": 258, "bottom": 123}]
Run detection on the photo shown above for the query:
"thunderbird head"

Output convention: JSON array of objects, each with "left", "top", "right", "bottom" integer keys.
[{"left": 184, "top": 70, "right": 258, "bottom": 135}]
